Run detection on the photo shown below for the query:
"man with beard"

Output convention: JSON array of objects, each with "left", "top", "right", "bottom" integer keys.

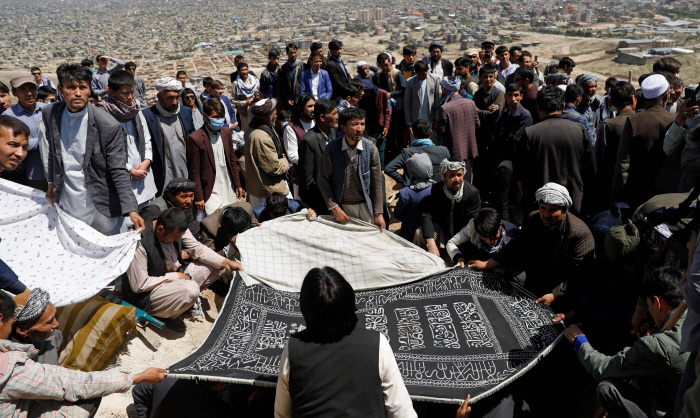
[
  {"left": 454, "top": 56, "right": 479, "bottom": 98},
  {"left": 469, "top": 183, "right": 595, "bottom": 312},
  {"left": 576, "top": 74, "right": 605, "bottom": 136},
  {"left": 142, "top": 76, "right": 196, "bottom": 194},
  {"left": 417, "top": 159, "right": 481, "bottom": 257},
  {"left": 40, "top": 64, "right": 144, "bottom": 235},
  {"left": 140, "top": 178, "right": 201, "bottom": 237},
  {"left": 278, "top": 43, "right": 303, "bottom": 110},
  {"left": 245, "top": 98, "right": 291, "bottom": 207},
  {"left": 318, "top": 107, "right": 385, "bottom": 229},
  {"left": 98, "top": 70, "right": 157, "bottom": 209},
  {"left": 11, "top": 288, "right": 61, "bottom": 365},
  {"left": 284, "top": 94, "right": 315, "bottom": 198},
  {"left": 422, "top": 41, "right": 453, "bottom": 79}
]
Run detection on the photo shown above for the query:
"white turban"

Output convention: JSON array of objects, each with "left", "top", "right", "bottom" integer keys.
[
  {"left": 441, "top": 77, "right": 461, "bottom": 92},
  {"left": 535, "top": 182, "right": 572, "bottom": 209},
  {"left": 154, "top": 76, "right": 183, "bottom": 92}
]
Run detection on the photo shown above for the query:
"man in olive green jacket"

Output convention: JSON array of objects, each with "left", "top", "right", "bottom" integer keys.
[{"left": 564, "top": 267, "right": 689, "bottom": 418}]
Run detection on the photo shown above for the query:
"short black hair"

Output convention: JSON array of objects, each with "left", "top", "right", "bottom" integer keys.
[
  {"left": 95, "top": 54, "right": 104, "bottom": 62},
  {"left": 670, "top": 77, "right": 684, "bottom": 90},
  {"left": 339, "top": 107, "right": 366, "bottom": 127},
  {"left": 0, "top": 81, "right": 9, "bottom": 94},
  {"left": 286, "top": 43, "right": 298, "bottom": 52},
  {"left": 80, "top": 59, "right": 93, "bottom": 68},
  {"left": 537, "top": 85, "right": 565, "bottom": 113},
  {"left": 107, "top": 70, "right": 135, "bottom": 91},
  {"left": 59, "top": 64, "right": 92, "bottom": 87},
  {"left": 299, "top": 266, "right": 358, "bottom": 343},
  {"left": 56, "top": 63, "right": 69, "bottom": 83},
  {"left": 202, "top": 98, "right": 225, "bottom": 117},
  {"left": 314, "top": 98, "right": 337, "bottom": 124},
  {"left": 124, "top": 61, "right": 137, "bottom": 70},
  {"left": 309, "top": 52, "right": 323, "bottom": 62},
  {"left": 605, "top": 77, "right": 618, "bottom": 90},
  {"left": 176, "top": 70, "right": 187, "bottom": 79},
  {"left": 0, "top": 291, "right": 16, "bottom": 324},
  {"left": 181, "top": 88, "right": 195, "bottom": 98},
  {"left": 278, "top": 109, "right": 293, "bottom": 121},
  {"left": 559, "top": 57, "right": 575, "bottom": 68},
  {"left": 210, "top": 80, "right": 225, "bottom": 90},
  {"left": 266, "top": 192, "right": 289, "bottom": 219},
  {"left": 221, "top": 206, "right": 251, "bottom": 236},
  {"left": 236, "top": 62, "right": 248, "bottom": 72},
  {"left": 565, "top": 84, "right": 584, "bottom": 104},
  {"left": 156, "top": 207, "right": 188, "bottom": 232},
  {"left": 515, "top": 66, "right": 535, "bottom": 84},
  {"left": 310, "top": 42, "right": 323, "bottom": 52},
  {"left": 639, "top": 267, "right": 683, "bottom": 309},
  {"left": 610, "top": 81, "right": 635, "bottom": 108},
  {"left": 0, "top": 115, "right": 31, "bottom": 139},
  {"left": 495, "top": 45, "right": 508, "bottom": 55},
  {"left": 203, "top": 77, "right": 214, "bottom": 87},
  {"left": 520, "top": 50, "right": 532, "bottom": 60},
  {"left": 30, "top": 66, "right": 41, "bottom": 73},
  {"left": 506, "top": 83, "right": 522, "bottom": 95},
  {"left": 403, "top": 45, "right": 417, "bottom": 55},
  {"left": 638, "top": 73, "right": 650, "bottom": 86},
  {"left": 509, "top": 46, "right": 522, "bottom": 55},
  {"left": 377, "top": 53, "right": 391, "bottom": 65},
  {"left": 414, "top": 60, "right": 429, "bottom": 73},
  {"left": 268, "top": 48, "right": 280, "bottom": 59},
  {"left": 37, "top": 86, "right": 56, "bottom": 101},
  {"left": 652, "top": 57, "right": 681, "bottom": 75},
  {"left": 474, "top": 208, "right": 501, "bottom": 239},
  {"left": 454, "top": 56, "right": 471, "bottom": 68},
  {"left": 328, "top": 39, "right": 343, "bottom": 51},
  {"left": 478, "top": 65, "right": 496, "bottom": 77},
  {"left": 412, "top": 119, "right": 431, "bottom": 139}
]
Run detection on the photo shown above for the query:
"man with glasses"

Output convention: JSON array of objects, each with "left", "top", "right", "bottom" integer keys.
[
  {"left": 30, "top": 67, "right": 56, "bottom": 89},
  {"left": 91, "top": 54, "right": 125, "bottom": 98},
  {"left": 124, "top": 62, "right": 148, "bottom": 109}
]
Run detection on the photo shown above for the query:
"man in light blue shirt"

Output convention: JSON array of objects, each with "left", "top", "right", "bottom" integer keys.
[
  {"left": 91, "top": 55, "right": 125, "bottom": 97},
  {"left": 2, "top": 73, "right": 47, "bottom": 189}
]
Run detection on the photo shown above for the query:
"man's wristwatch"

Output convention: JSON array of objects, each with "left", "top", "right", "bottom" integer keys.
[{"left": 185, "top": 272, "right": 193, "bottom": 280}]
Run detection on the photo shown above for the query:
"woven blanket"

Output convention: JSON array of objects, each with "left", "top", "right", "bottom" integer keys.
[
  {"left": 237, "top": 213, "right": 448, "bottom": 292},
  {"left": 0, "top": 179, "right": 140, "bottom": 306},
  {"left": 168, "top": 269, "right": 565, "bottom": 404}
]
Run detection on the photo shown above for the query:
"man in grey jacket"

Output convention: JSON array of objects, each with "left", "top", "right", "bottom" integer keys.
[
  {"left": 404, "top": 60, "right": 442, "bottom": 136},
  {"left": 40, "top": 64, "right": 144, "bottom": 235}
]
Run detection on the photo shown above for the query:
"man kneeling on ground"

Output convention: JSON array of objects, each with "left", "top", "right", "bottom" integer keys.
[
  {"left": 123, "top": 207, "right": 242, "bottom": 332},
  {"left": 0, "top": 291, "right": 167, "bottom": 418},
  {"left": 254, "top": 191, "right": 316, "bottom": 223},
  {"left": 11, "top": 288, "right": 61, "bottom": 365}
]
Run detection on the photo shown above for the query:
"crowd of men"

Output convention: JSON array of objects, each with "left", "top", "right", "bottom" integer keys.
[{"left": 0, "top": 37, "right": 699, "bottom": 417}]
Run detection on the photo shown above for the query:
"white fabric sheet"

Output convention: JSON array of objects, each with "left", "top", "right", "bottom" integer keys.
[
  {"left": 0, "top": 179, "right": 140, "bottom": 306},
  {"left": 237, "top": 212, "right": 448, "bottom": 292}
]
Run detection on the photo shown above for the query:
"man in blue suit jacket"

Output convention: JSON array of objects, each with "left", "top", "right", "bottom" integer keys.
[
  {"left": 300, "top": 52, "right": 333, "bottom": 100},
  {"left": 142, "top": 76, "right": 196, "bottom": 195}
]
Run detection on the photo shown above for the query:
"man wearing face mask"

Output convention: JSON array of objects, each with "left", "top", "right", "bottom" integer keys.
[{"left": 186, "top": 98, "right": 243, "bottom": 216}]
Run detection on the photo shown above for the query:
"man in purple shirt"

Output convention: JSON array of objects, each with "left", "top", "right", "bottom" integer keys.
[{"left": 1, "top": 73, "right": 47, "bottom": 190}]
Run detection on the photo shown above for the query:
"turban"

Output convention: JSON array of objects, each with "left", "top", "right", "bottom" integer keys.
[
  {"left": 440, "top": 158, "right": 466, "bottom": 175},
  {"left": 356, "top": 61, "right": 368, "bottom": 68},
  {"left": 154, "top": 76, "right": 183, "bottom": 92},
  {"left": 406, "top": 153, "right": 435, "bottom": 191},
  {"left": 252, "top": 98, "right": 276, "bottom": 118},
  {"left": 641, "top": 74, "right": 669, "bottom": 99},
  {"left": 442, "top": 77, "right": 461, "bottom": 92},
  {"left": 429, "top": 41, "right": 444, "bottom": 51},
  {"left": 464, "top": 48, "right": 479, "bottom": 57},
  {"left": 163, "top": 177, "right": 196, "bottom": 196},
  {"left": 577, "top": 74, "right": 597, "bottom": 86},
  {"left": 546, "top": 72, "right": 570, "bottom": 85},
  {"left": 14, "top": 288, "right": 50, "bottom": 325},
  {"left": 535, "top": 182, "right": 572, "bottom": 209}
]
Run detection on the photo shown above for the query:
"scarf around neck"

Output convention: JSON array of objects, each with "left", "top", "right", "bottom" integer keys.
[
  {"left": 410, "top": 138, "right": 435, "bottom": 147},
  {"left": 477, "top": 226, "right": 512, "bottom": 254},
  {"left": 288, "top": 59, "right": 304, "bottom": 96},
  {"left": 444, "top": 182, "right": 464, "bottom": 236},
  {"left": 236, "top": 74, "right": 260, "bottom": 98},
  {"left": 97, "top": 94, "right": 141, "bottom": 123},
  {"left": 249, "top": 117, "right": 284, "bottom": 159},
  {"left": 156, "top": 100, "right": 180, "bottom": 118}
]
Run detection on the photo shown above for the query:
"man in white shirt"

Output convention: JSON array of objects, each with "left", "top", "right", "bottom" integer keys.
[{"left": 284, "top": 94, "right": 315, "bottom": 197}]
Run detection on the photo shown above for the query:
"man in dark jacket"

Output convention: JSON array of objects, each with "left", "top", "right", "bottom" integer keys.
[
  {"left": 418, "top": 158, "right": 481, "bottom": 257},
  {"left": 298, "top": 99, "right": 338, "bottom": 211},
  {"left": 140, "top": 178, "right": 201, "bottom": 237},
  {"left": 421, "top": 41, "right": 453, "bottom": 78},
  {"left": 612, "top": 74, "right": 677, "bottom": 210},
  {"left": 325, "top": 40, "right": 354, "bottom": 101},
  {"left": 384, "top": 119, "right": 450, "bottom": 186},
  {"left": 514, "top": 85, "right": 596, "bottom": 214},
  {"left": 259, "top": 49, "right": 281, "bottom": 99},
  {"left": 198, "top": 203, "right": 257, "bottom": 255},
  {"left": 469, "top": 183, "right": 595, "bottom": 312},
  {"left": 277, "top": 43, "right": 303, "bottom": 109}
]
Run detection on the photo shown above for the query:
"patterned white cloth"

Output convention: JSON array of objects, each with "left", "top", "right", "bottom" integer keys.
[
  {"left": 237, "top": 213, "right": 448, "bottom": 292},
  {"left": 0, "top": 179, "right": 140, "bottom": 307}
]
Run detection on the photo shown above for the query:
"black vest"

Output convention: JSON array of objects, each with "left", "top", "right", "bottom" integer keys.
[
  {"left": 288, "top": 327, "right": 385, "bottom": 417},
  {"left": 121, "top": 218, "right": 185, "bottom": 312}
]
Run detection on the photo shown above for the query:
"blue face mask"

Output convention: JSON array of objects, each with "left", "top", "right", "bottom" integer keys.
[
  {"left": 208, "top": 117, "right": 226, "bottom": 131},
  {"left": 281, "top": 121, "right": 289, "bottom": 129}
]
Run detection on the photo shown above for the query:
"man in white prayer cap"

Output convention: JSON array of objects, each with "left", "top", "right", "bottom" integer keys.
[
  {"left": 469, "top": 182, "right": 595, "bottom": 312},
  {"left": 611, "top": 73, "right": 676, "bottom": 209},
  {"left": 142, "top": 76, "right": 197, "bottom": 194}
]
